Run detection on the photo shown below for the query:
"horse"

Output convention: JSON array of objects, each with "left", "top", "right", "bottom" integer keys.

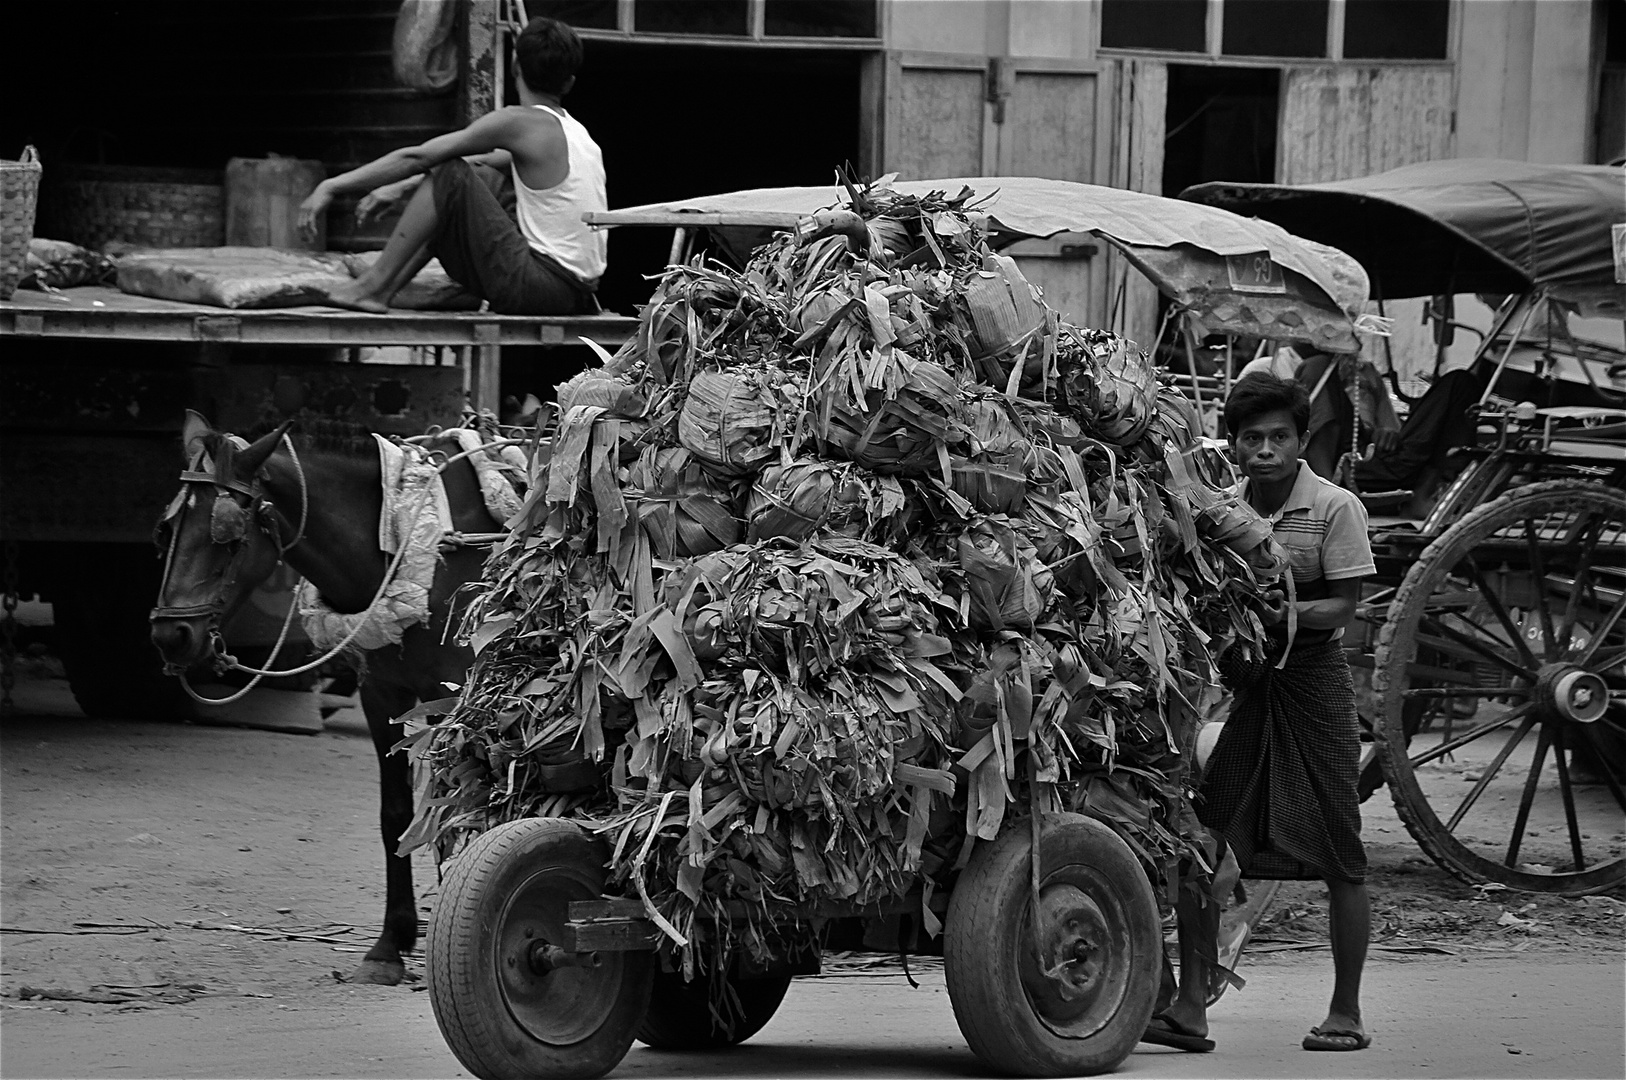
[{"left": 149, "top": 411, "right": 504, "bottom": 985}]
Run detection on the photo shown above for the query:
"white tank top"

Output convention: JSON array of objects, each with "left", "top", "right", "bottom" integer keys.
[{"left": 512, "top": 105, "right": 607, "bottom": 284}]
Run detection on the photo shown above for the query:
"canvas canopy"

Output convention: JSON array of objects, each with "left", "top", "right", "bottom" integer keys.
[
  {"left": 591, "top": 176, "right": 1373, "bottom": 352},
  {"left": 1181, "top": 159, "right": 1626, "bottom": 302}
]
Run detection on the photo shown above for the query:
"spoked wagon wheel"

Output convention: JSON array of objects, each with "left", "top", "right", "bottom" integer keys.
[
  {"left": 636, "top": 966, "right": 792, "bottom": 1049},
  {"left": 944, "top": 813, "right": 1161, "bottom": 1077},
  {"left": 1375, "top": 480, "right": 1626, "bottom": 896},
  {"left": 427, "top": 819, "right": 653, "bottom": 1080}
]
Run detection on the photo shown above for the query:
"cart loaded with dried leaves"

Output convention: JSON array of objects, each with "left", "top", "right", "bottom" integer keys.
[{"left": 404, "top": 180, "right": 1290, "bottom": 1080}]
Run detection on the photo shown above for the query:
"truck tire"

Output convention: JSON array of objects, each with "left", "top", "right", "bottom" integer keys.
[
  {"left": 636, "top": 966, "right": 791, "bottom": 1049},
  {"left": 53, "top": 544, "right": 192, "bottom": 720},
  {"left": 944, "top": 812, "right": 1160, "bottom": 1077},
  {"left": 428, "top": 818, "right": 652, "bottom": 1080}
]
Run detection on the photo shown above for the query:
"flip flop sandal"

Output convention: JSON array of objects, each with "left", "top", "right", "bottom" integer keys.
[
  {"left": 1303, "top": 1027, "right": 1372, "bottom": 1051},
  {"left": 1140, "top": 1015, "right": 1215, "bottom": 1053},
  {"left": 1205, "top": 920, "right": 1251, "bottom": 1007}
]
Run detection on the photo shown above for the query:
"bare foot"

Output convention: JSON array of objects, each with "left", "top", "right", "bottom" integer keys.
[
  {"left": 317, "top": 282, "right": 390, "bottom": 314},
  {"left": 345, "top": 957, "right": 407, "bottom": 985}
]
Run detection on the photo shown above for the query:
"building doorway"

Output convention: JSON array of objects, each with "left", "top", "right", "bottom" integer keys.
[
  {"left": 1161, "top": 65, "right": 1280, "bottom": 196},
  {"left": 558, "top": 41, "right": 866, "bottom": 314}
]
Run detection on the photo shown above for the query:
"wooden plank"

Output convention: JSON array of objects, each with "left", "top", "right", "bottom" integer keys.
[
  {"left": 999, "top": 62, "right": 1102, "bottom": 328},
  {"left": 1002, "top": 69, "right": 1098, "bottom": 181},
  {"left": 560, "top": 898, "right": 660, "bottom": 952},
  {"left": 568, "top": 899, "right": 646, "bottom": 920},
  {"left": 586, "top": 210, "right": 805, "bottom": 229},
  {"left": 887, "top": 63, "right": 986, "bottom": 180},
  {"left": 470, "top": 345, "right": 502, "bottom": 417},
  {"left": 1277, "top": 64, "right": 1454, "bottom": 184},
  {"left": 460, "top": 0, "right": 501, "bottom": 123},
  {"left": 1103, "top": 58, "right": 1165, "bottom": 350},
  {"left": 558, "top": 920, "right": 661, "bottom": 952},
  {"left": 0, "top": 288, "right": 639, "bottom": 348}
]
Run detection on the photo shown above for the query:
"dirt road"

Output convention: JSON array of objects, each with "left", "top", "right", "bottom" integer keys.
[{"left": 2, "top": 676, "right": 1622, "bottom": 1079}]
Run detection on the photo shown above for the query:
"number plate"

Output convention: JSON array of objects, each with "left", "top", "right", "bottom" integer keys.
[{"left": 1226, "top": 252, "right": 1287, "bottom": 295}]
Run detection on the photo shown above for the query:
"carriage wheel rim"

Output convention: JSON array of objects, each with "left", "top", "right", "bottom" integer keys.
[
  {"left": 1017, "top": 873, "right": 1132, "bottom": 1038},
  {"left": 1377, "top": 481, "right": 1626, "bottom": 894},
  {"left": 494, "top": 863, "right": 626, "bottom": 1045}
]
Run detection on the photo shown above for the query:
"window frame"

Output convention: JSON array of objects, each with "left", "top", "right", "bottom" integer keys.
[
  {"left": 1096, "top": 0, "right": 1457, "bottom": 66},
  {"left": 562, "top": 0, "right": 883, "bottom": 48}
]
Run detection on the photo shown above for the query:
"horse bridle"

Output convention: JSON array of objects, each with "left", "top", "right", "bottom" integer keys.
[{"left": 151, "top": 435, "right": 308, "bottom": 674}]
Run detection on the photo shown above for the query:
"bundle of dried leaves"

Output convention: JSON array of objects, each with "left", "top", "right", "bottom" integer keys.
[{"left": 402, "top": 175, "right": 1285, "bottom": 979}]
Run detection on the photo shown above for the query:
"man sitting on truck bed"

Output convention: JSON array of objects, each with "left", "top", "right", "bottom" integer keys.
[{"left": 297, "top": 16, "right": 605, "bottom": 316}]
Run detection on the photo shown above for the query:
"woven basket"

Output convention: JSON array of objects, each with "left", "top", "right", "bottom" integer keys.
[
  {"left": 36, "top": 164, "right": 224, "bottom": 250},
  {"left": 1, "top": 146, "right": 42, "bottom": 301}
]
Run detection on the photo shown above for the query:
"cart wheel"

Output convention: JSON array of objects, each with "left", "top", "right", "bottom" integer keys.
[
  {"left": 427, "top": 819, "right": 653, "bottom": 1080},
  {"left": 1376, "top": 480, "right": 1625, "bottom": 896},
  {"left": 944, "top": 813, "right": 1160, "bottom": 1077},
  {"left": 636, "top": 966, "right": 791, "bottom": 1049}
]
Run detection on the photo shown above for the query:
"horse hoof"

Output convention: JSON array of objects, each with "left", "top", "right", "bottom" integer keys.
[{"left": 348, "top": 959, "right": 407, "bottom": 985}]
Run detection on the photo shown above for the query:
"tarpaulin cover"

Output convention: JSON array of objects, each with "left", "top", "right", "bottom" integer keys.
[
  {"left": 1181, "top": 159, "right": 1626, "bottom": 299},
  {"left": 593, "top": 176, "right": 1357, "bottom": 312}
]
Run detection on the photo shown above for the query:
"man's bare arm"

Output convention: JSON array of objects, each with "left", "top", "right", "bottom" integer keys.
[
  {"left": 299, "top": 114, "right": 526, "bottom": 237},
  {"left": 330, "top": 113, "right": 521, "bottom": 193},
  {"left": 1260, "top": 576, "right": 1361, "bottom": 632}
]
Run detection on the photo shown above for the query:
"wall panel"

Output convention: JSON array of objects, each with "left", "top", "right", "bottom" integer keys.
[{"left": 1277, "top": 65, "right": 1454, "bottom": 183}]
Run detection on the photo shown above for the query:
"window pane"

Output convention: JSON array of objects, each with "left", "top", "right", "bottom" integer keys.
[
  {"left": 765, "top": 0, "right": 877, "bottom": 37},
  {"left": 1101, "top": 0, "right": 1207, "bottom": 52},
  {"left": 634, "top": 0, "right": 749, "bottom": 35},
  {"left": 1343, "top": 0, "right": 1448, "bottom": 60},
  {"left": 1222, "top": 0, "right": 1328, "bottom": 57},
  {"left": 525, "top": 1, "right": 618, "bottom": 31}
]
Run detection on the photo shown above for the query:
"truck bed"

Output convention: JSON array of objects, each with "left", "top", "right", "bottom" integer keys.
[{"left": 0, "top": 286, "right": 639, "bottom": 348}]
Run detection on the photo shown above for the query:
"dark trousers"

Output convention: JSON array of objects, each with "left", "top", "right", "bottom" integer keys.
[
  {"left": 428, "top": 159, "right": 598, "bottom": 316},
  {"left": 1355, "top": 369, "right": 1483, "bottom": 490}
]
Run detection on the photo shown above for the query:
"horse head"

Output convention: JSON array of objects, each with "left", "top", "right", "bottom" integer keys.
[{"left": 150, "top": 411, "right": 296, "bottom": 674}]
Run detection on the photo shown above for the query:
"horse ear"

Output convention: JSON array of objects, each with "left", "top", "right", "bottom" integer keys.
[
  {"left": 236, "top": 420, "right": 295, "bottom": 476},
  {"left": 182, "top": 410, "right": 212, "bottom": 462}
]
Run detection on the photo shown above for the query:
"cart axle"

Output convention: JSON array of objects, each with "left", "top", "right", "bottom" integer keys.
[{"left": 528, "top": 942, "right": 601, "bottom": 974}]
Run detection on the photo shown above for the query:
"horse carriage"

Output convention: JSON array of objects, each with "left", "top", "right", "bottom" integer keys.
[{"left": 1185, "top": 160, "right": 1626, "bottom": 897}]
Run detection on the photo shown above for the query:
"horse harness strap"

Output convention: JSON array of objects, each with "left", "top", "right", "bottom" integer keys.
[{"left": 178, "top": 470, "right": 260, "bottom": 499}]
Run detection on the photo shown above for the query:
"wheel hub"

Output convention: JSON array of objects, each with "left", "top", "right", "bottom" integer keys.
[
  {"left": 1535, "top": 663, "right": 1608, "bottom": 723},
  {"left": 1019, "top": 884, "right": 1110, "bottom": 1028},
  {"left": 497, "top": 868, "right": 625, "bottom": 1045}
]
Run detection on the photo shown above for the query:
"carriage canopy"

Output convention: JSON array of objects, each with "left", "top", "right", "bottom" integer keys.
[
  {"left": 1181, "top": 159, "right": 1626, "bottom": 303},
  {"left": 591, "top": 176, "right": 1372, "bottom": 351}
]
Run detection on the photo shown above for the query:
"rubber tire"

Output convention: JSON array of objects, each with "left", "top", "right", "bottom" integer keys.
[
  {"left": 53, "top": 544, "right": 194, "bottom": 720},
  {"left": 427, "top": 818, "right": 653, "bottom": 1080},
  {"left": 636, "top": 967, "right": 792, "bottom": 1049},
  {"left": 944, "top": 812, "right": 1161, "bottom": 1077},
  {"left": 1374, "top": 479, "right": 1626, "bottom": 896}
]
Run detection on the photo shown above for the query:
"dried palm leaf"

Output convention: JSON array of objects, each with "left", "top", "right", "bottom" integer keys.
[
  {"left": 814, "top": 356, "right": 966, "bottom": 476},
  {"left": 677, "top": 367, "right": 803, "bottom": 479},
  {"left": 556, "top": 369, "right": 645, "bottom": 418},
  {"left": 956, "top": 516, "right": 1054, "bottom": 632},
  {"left": 624, "top": 446, "right": 740, "bottom": 559}
]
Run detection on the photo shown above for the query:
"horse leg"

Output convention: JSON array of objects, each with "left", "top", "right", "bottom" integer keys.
[{"left": 349, "top": 677, "right": 421, "bottom": 985}]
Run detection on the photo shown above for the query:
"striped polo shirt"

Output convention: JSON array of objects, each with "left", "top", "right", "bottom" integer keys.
[{"left": 1237, "top": 461, "right": 1376, "bottom": 645}]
